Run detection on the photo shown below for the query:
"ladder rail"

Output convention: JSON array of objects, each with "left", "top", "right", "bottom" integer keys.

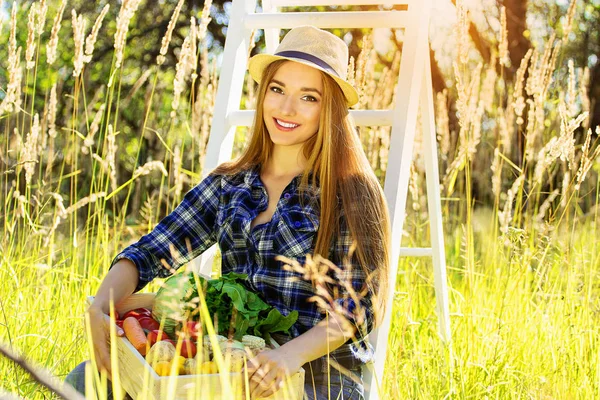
[
  {"left": 192, "top": 2, "right": 451, "bottom": 400},
  {"left": 269, "top": 0, "right": 414, "bottom": 6},
  {"left": 244, "top": 11, "right": 411, "bottom": 29}
]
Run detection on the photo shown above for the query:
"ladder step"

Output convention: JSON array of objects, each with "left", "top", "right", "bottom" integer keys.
[
  {"left": 269, "top": 0, "right": 413, "bottom": 6},
  {"left": 228, "top": 110, "right": 393, "bottom": 127},
  {"left": 244, "top": 11, "right": 410, "bottom": 29},
  {"left": 399, "top": 247, "right": 433, "bottom": 257}
]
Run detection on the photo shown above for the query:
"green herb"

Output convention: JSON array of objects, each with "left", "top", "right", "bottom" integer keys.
[{"left": 174, "top": 271, "right": 298, "bottom": 341}]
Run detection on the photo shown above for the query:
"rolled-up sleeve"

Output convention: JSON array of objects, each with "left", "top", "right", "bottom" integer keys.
[{"left": 110, "top": 173, "right": 221, "bottom": 292}]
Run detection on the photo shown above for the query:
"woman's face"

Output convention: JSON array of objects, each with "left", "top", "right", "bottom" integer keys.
[{"left": 262, "top": 61, "right": 323, "bottom": 148}]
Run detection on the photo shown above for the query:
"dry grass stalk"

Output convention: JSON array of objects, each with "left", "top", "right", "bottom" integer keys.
[
  {"left": 409, "top": 162, "right": 421, "bottom": 212},
  {"left": 46, "top": 0, "right": 66, "bottom": 65},
  {"left": 36, "top": 0, "right": 47, "bottom": 35},
  {"left": 0, "top": 3, "right": 22, "bottom": 115},
  {"left": 456, "top": 0, "right": 469, "bottom": 64},
  {"left": 106, "top": 124, "right": 118, "bottom": 191},
  {"left": 171, "top": 33, "right": 194, "bottom": 118},
  {"left": 47, "top": 83, "right": 57, "bottom": 138},
  {"left": 563, "top": 0, "right": 577, "bottom": 41},
  {"left": 71, "top": 9, "right": 86, "bottom": 77},
  {"left": 567, "top": 59, "right": 577, "bottom": 117},
  {"left": 65, "top": 192, "right": 107, "bottom": 215},
  {"left": 560, "top": 166, "right": 571, "bottom": 209},
  {"left": 124, "top": 68, "right": 152, "bottom": 105},
  {"left": 114, "top": 0, "right": 142, "bottom": 69},
  {"left": 435, "top": 89, "right": 450, "bottom": 161},
  {"left": 82, "top": 104, "right": 106, "bottom": 155},
  {"left": 535, "top": 189, "right": 560, "bottom": 222},
  {"left": 21, "top": 114, "right": 41, "bottom": 185},
  {"left": 490, "top": 147, "right": 502, "bottom": 198},
  {"left": 481, "top": 53, "right": 497, "bottom": 112},
  {"left": 347, "top": 56, "right": 356, "bottom": 88},
  {"left": 498, "top": 174, "right": 525, "bottom": 233},
  {"left": 84, "top": 4, "right": 109, "bottom": 63},
  {"left": 524, "top": 99, "right": 538, "bottom": 163},
  {"left": 173, "top": 144, "right": 185, "bottom": 199},
  {"left": 533, "top": 103, "right": 587, "bottom": 183},
  {"left": 157, "top": 0, "right": 185, "bottom": 66},
  {"left": 189, "top": 17, "right": 198, "bottom": 80},
  {"left": 133, "top": 160, "right": 169, "bottom": 178},
  {"left": 197, "top": 0, "right": 212, "bottom": 43},
  {"left": 575, "top": 127, "right": 600, "bottom": 191},
  {"left": 513, "top": 49, "right": 533, "bottom": 125},
  {"left": 354, "top": 34, "right": 373, "bottom": 106},
  {"left": 580, "top": 67, "right": 591, "bottom": 129},
  {"left": 25, "top": 2, "right": 38, "bottom": 69},
  {"left": 276, "top": 253, "right": 365, "bottom": 339},
  {"left": 499, "top": 6, "right": 509, "bottom": 67}
]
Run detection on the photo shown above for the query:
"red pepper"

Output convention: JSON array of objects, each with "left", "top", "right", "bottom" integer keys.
[
  {"left": 180, "top": 339, "right": 197, "bottom": 358},
  {"left": 123, "top": 308, "right": 152, "bottom": 320},
  {"left": 146, "top": 330, "right": 169, "bottom": 347},
  {"left": 185, "top": 321, "right": 201, "bottom": 342},
  {"left": 137, "top": 317, "right": 160, "bottom": 331}
]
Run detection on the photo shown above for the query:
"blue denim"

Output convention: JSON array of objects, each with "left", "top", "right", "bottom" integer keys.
[
  {"left": 303, "top": 365, "right": 364, "bottom": 400},
  {"left": 65, "top": 360, "right": 364, "bottom": 399},
  {"left": 64, "top": 361, "right": 132, "bottom": 400}
]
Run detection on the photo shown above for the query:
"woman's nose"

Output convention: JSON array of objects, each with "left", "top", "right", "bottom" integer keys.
[{"left": 279, "top": 95, "right": 296, "bottom": 116}]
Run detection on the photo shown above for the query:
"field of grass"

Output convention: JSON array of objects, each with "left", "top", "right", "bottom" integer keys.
[{"left": 2, "top": 0, "right": 600, "bottom": 398}]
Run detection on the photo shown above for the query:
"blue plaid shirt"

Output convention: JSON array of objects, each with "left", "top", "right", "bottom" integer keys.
[{"left": 111, "top": 165, "right": 375, "bottom": 372}]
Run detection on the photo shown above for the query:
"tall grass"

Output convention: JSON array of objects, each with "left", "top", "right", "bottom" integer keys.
[{"left": 1, "top": 0, "right": 599, "bottom": 398}]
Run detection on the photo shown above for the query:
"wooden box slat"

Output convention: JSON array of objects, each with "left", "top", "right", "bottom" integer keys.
[{"left": 86, "top": 293, "right": 304, "bottom": 400}]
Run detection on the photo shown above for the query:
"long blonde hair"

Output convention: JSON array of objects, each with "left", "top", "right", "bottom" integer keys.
[{"left": 212, "top": 60, "right": 392, "bottom": 326}]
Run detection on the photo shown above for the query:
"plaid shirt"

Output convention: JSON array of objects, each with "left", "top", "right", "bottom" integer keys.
[{"left": 111, "top": 165, "right": 375, "bottom": 372}]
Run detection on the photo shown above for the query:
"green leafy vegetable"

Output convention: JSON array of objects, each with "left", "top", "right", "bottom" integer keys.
[{"left": 157, "top": 271, "right": 299, "bottom": 341}]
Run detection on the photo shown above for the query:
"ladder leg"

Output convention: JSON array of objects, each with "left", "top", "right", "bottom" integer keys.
[
  {"left": 261, "top": 0, "right": 281, "bottom": 52},
  {"left": 190, "top": 0, "right": 258, "bottom": 278},
  {"left": 420, "top": 48, "right": 451, "bottom": 343}
]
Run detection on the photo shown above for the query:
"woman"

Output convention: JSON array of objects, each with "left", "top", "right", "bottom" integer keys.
[{"left": 66, "top": 25, "right": 392, "bottom": 400}]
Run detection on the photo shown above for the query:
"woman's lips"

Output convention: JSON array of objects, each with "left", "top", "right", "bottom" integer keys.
[{"left": 273, "top": 118, "right": 300, "bottom": 131}]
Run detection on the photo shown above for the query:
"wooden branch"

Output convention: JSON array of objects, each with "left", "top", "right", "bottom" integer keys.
[{"left": 0, "top": 342, "right": 85, "bottom": 400}]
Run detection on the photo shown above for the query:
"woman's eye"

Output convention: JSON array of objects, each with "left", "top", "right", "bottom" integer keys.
[
  {"left": 269, "top": 86, "right": 283, "bottom": 94},
  {"left": 303, "top": 95, "right": 318, "bottom": 102}
]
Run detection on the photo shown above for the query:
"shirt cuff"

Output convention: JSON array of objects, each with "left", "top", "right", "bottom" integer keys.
[{"left": 109, "top": 246, "right": 161, "bottom": 293}]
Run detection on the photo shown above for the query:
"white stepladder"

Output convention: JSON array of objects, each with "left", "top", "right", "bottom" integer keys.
[{"left": 190, "top": 1, "right": 451, "bottom": 399}]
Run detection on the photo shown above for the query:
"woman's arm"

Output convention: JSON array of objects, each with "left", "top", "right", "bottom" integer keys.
[
  {"left": 89, "top": 259, "right": 139, "bottom": 313},
  {"left": 245, "top": 311, "right": 353, "bottom": 399}
]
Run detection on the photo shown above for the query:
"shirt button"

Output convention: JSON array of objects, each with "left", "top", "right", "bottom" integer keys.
[
  {"left": 294, "top": 221, "right": 301, "bottom": 228},
  {"left": 284, "top": 193, "right": 291, "bottom": 200}
]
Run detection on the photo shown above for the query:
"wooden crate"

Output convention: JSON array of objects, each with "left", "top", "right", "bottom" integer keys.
[{"left": 86, "top": 293, "right": 305, "bottom": 400}]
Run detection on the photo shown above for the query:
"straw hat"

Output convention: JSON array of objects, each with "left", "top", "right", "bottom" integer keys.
[{"left": 248, "top": 26, "right": 359, "bottom": 107}]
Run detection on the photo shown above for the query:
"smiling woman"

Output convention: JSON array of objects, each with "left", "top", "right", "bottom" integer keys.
[
  {"left": 262, "top": 62, "right": 323, "bottom": 148},
  {"left": 66, "top": 25, "right": 391, "bottom": 400}
]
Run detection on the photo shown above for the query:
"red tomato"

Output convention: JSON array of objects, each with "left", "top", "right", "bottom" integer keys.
[
  {"left": 137, "top": 317, "right": 160, "bottom": 331},
  {"left": 180, "top": 339, "right": 197, "bottom": 358},
  {"left": 186, "top": 321, "right": 201, "bottom": 341},
  {"left": 146, "top": 330, "right": 169, "bottom": 346},
  {"left": 123, "top": 308, "right": 152, "bottom": 320},
  {"left": 115, "top": 320, "right": 124, "bottom": 329}
]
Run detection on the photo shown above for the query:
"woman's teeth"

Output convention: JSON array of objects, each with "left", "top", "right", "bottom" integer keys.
[{"left": 275, "top": 118, "right": 299, "bottom": 128}]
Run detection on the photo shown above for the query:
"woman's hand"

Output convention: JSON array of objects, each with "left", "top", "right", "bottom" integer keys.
[
  {"left": 86, "top": 305, "right": 125, "bottom": 377},
  {"left": 243, "top": 347, "right": 303, "bottom": 399}
]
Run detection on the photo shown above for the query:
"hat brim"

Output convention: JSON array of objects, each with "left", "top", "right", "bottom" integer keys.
[{"left": 248, "top": 54, "right": 359, "bottom": 107}]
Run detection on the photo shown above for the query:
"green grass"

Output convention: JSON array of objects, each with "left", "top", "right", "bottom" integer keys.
[{"left": 1, "top": 207, "right": 600, "bottom": 398}]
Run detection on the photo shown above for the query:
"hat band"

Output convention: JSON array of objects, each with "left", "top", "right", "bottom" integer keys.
[{"left": 275, "top": 50, "right": 340, "bottom": 78}]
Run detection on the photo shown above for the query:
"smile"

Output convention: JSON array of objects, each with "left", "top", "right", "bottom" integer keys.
[{"left": 274, "top": 118, "right": 300, "bottom": 130}]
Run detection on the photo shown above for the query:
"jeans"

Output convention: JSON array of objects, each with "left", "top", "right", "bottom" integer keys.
[{"left": 65, "top": 360, "right": 364, "bottom": 399}]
